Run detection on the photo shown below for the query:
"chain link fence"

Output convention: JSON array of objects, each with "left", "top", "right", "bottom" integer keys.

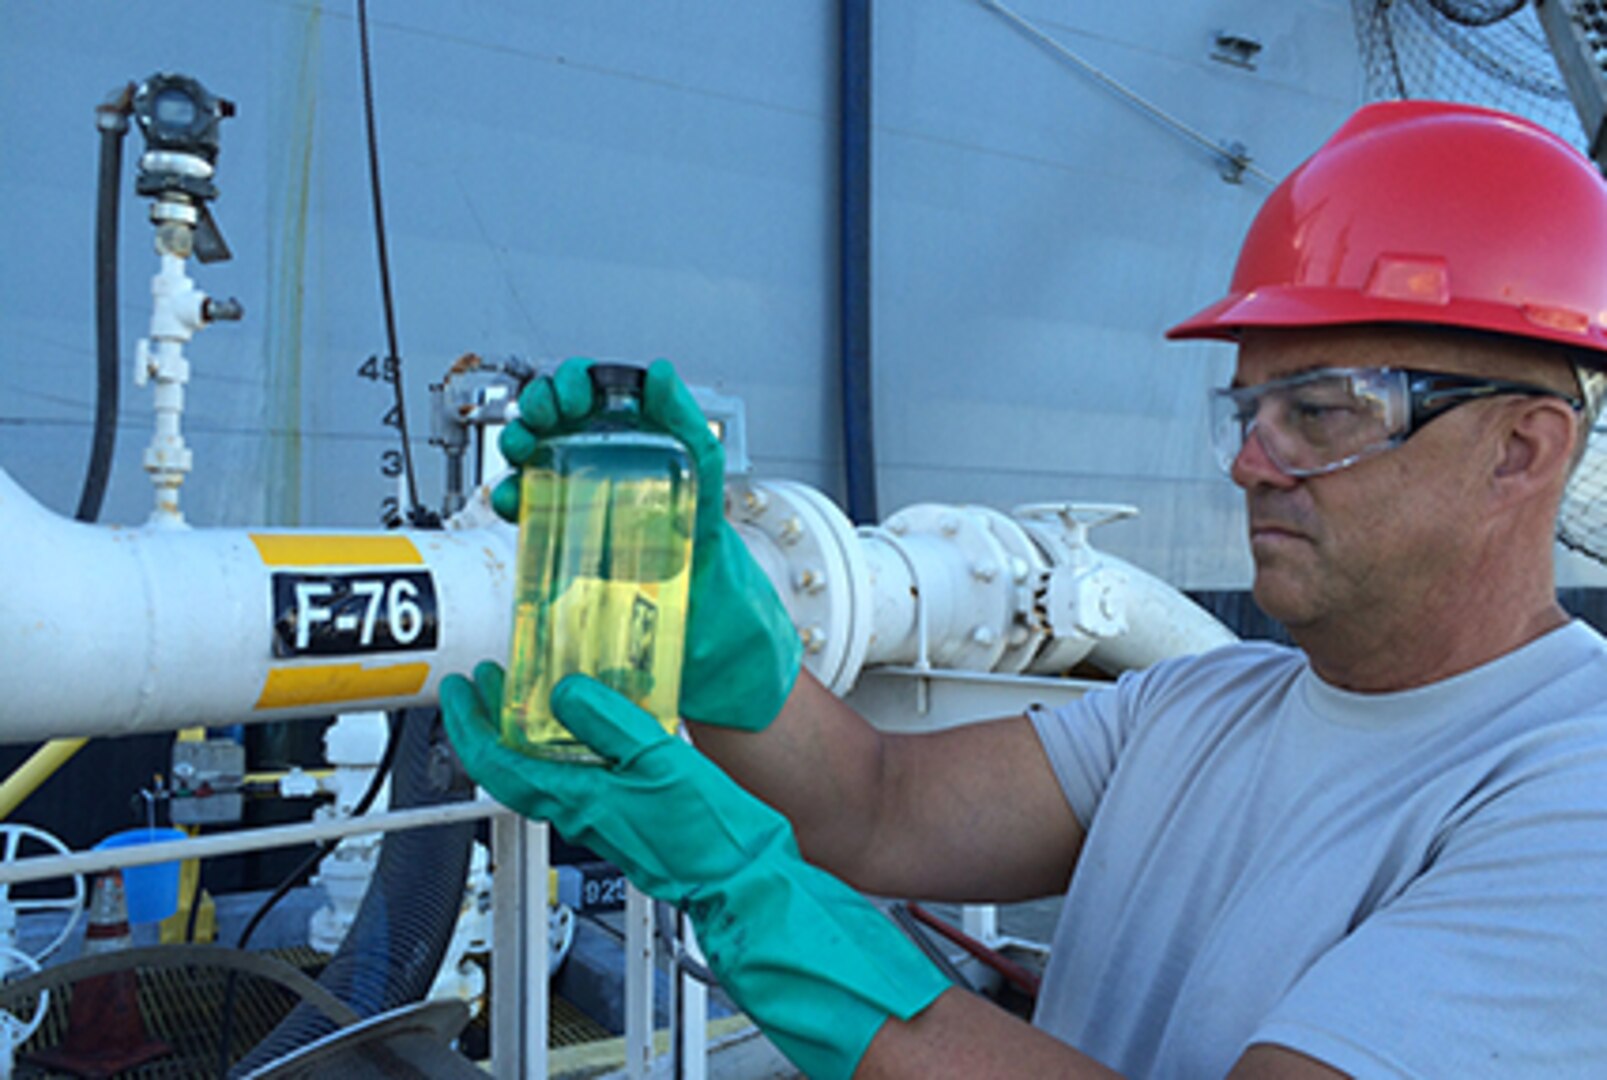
[{"left": 1353, "top": 0, "right": 1607, "bottom": 565}]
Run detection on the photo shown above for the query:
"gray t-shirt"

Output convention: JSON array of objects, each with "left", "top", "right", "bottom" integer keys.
[{"left": 1029, "top": 620, "right": 1607, "bottom": 1078}]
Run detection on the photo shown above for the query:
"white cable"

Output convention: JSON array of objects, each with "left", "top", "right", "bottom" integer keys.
[{"left": 976, "top": 0, "right": 1278, "bottom": 185}]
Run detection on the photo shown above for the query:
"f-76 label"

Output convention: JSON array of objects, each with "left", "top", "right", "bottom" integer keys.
[{"left": 271, "top": 571, "right": 438, "bottom": 658}]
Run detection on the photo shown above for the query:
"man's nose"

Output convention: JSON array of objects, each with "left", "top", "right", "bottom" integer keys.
[{"left": 1229, "top": 423, "right": 1299, "bottom": 490}]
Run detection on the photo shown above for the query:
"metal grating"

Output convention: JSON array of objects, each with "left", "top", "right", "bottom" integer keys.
[
  {"left": 9, "top": 946, "right": 611, "bottom": 1077},
  {"left": 549, "top": 993, "right": 611, "bottom": 1048},
  {"left": 14, "top": 947, "right": 322, "bottom": 1079}
]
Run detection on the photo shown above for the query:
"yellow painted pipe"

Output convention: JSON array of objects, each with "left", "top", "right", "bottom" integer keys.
[{"left": 0, "top": 738, "right": 89, "bottom": 821}]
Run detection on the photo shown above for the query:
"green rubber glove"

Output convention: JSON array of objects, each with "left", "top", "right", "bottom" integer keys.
[
  {"left": 493, "top": 357, "right": 801, "bottom": 732},
  {"left": 441, "top": 662, "right": 950, "bottom": 1080}
]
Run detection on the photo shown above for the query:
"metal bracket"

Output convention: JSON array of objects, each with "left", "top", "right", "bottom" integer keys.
[
  {"left": 1218, "top": 139, "right": 1252, "bottom": 184},
  {"left": 170, "top": 739, "right": 245, "bottom": 825},
  {"left": 1211, "top": 31, "right": 1263, "bottom": 70}
]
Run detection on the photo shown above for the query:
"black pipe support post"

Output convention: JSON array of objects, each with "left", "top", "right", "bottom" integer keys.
[{"left": 839, "top": 0, "right": 879, "bottom": 524}]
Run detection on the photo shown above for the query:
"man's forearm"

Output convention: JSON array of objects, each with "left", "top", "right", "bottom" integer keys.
[
  {"left": 686, "top": 666, "right": 891, "bottom": 880},
  {"left": 858, "top": 990, "right": 1346, "bottom": 1080},
  {"left": 686, "top": 667, "right": 1085, "bottom": 903},
  {"left": 856, "top": 988, "right": 1123, "bottom": 1079}
]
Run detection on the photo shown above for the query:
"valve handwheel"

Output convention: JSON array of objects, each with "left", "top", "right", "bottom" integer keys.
[
  {"left": 0, "top": 824, "right": 87, "bottom": 963},
  {"left": 0, "top": 946, "right": 48, "bottom": 1052}
]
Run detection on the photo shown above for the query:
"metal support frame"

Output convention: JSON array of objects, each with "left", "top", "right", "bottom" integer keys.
[
  {"left": 0, "top": 801, "right": 500, "bottom": 888},
  {"left": 625, "top": 886, "right": 654, "bottom": 1077},
  {"left": 0, "top": 801, "right": 721, "bottom": 1077},
  {"left": 491, "top": 813, "right": 549, "bottom": 1078},
  {"left": 0, "top": 800, "right": 577, "bottom": 1078},
  {"left": 679, "top": 925, "right": 710, "bottom": 1080}
]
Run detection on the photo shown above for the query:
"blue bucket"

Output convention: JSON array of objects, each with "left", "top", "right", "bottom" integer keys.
[{"left": 94, "top": 827, "right": 187, "bottom": 924}]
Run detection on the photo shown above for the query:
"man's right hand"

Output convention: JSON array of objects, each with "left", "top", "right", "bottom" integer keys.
[{"left": 492, "top": 357, "right": 802, "bottom": 732}]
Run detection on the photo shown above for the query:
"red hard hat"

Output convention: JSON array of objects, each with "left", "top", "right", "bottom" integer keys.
[{"left": 1167, "top": 100, "right": 1607, "bottom": 364}]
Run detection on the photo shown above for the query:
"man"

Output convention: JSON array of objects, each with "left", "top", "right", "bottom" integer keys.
[{"left": 443, "top": 100, "right": 1607, "bottom": 1078}]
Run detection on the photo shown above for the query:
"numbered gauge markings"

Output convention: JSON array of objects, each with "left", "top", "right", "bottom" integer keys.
[{"left": 271, "top": 571, "right": 439, "bottom": 657}]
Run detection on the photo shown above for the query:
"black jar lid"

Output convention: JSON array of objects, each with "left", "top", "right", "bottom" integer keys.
[{"left": 589, "top": 362, "right": 647, "bottom": 398}]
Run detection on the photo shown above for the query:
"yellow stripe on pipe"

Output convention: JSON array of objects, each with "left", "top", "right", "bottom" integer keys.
[
  {"left": 255, "top": 663, "right": 430, "bottom": 710},
  {"left": 249, "top": 534, "right": 423, "bottom": 567}
]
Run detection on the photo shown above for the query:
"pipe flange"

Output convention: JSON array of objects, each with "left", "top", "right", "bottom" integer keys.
[
  {"left": 963, "top": 506, "right": 1050, "bottom": 675},
  {"left": 1012, "top": 503, "right": 1138, "bottom": 674},
  {"left": 727, "top": 478, "right": 871, "bottom": 694},
  {"left": 880, "top": 504, "right": 1016, "bottom": 672}
]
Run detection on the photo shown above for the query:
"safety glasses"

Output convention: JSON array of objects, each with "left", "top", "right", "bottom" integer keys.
[{"left": 1209, "top": 366, "right": 1583, "bottom": 478}]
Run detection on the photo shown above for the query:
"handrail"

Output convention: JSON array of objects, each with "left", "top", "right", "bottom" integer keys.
[{"left": 0, "top": 798, "right": 507, "bottom": 888}]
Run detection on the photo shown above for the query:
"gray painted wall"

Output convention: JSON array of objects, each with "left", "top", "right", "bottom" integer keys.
[{"left": 22, "top": 3, "right": 1588, "bottom": 594}]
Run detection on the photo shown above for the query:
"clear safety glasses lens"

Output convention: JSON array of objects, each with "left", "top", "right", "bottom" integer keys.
[
  {"left": 1209, "top": 367, "right": 1408, "bottom": 478},
  {"left": 1208, "top": 366, "right": 1585, "bottom": 478}
]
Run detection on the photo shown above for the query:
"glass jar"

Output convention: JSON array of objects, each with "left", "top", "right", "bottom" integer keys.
[{"left": 502, "top": 363, "right": 696, "bottom": 761}]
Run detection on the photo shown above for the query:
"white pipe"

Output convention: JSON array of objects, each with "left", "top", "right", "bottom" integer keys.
[
  {"left": 1, "top": 458, "right": 1232, "bottom": 745},
  {"left": 136, "top": 251, "right": 210, "bottom": 526},
  {"left": 1084, "top": 552, "right": 1237, "bottom": 672},
  {"left": 858, "top": 527, "right": 925, "bottom": 668},
  {"left": 0, "top": 466, "right": 514, "bottom": 743},
  {"left": 740, "top": 481, "right": 1235, "bottom": 691}
]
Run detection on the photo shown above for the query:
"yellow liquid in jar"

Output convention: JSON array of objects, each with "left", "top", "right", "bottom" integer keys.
[{"left": 502, "top": 432, "right": 695, "bottom": 762}]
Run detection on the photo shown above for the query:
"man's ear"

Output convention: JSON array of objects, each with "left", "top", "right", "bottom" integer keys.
[{"left": 1491, "top": 397, "right": 1578, "bottom": 492}]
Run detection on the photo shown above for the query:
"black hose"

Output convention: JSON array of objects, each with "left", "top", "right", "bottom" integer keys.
[
  {"left": 1424, "top": 0, "right": 1525, "bottom": 28},
  {"left": 227, "top": 710, "right": 475, "bottom": 1076},
  {"left": 77, "top": 90, "right": 133, "bottom": 523},
  {"left": 356, "top": 0, "right": 425, "bottom": 524},
  {"left": 215, "top": 712, "right": 408, "bottom": 1072},
  {"left": 673, "top": 905, "right": 686, "bottom": 1079},
  {"left": 232, "top": 712, "right": 405, "bottom": 954}
]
